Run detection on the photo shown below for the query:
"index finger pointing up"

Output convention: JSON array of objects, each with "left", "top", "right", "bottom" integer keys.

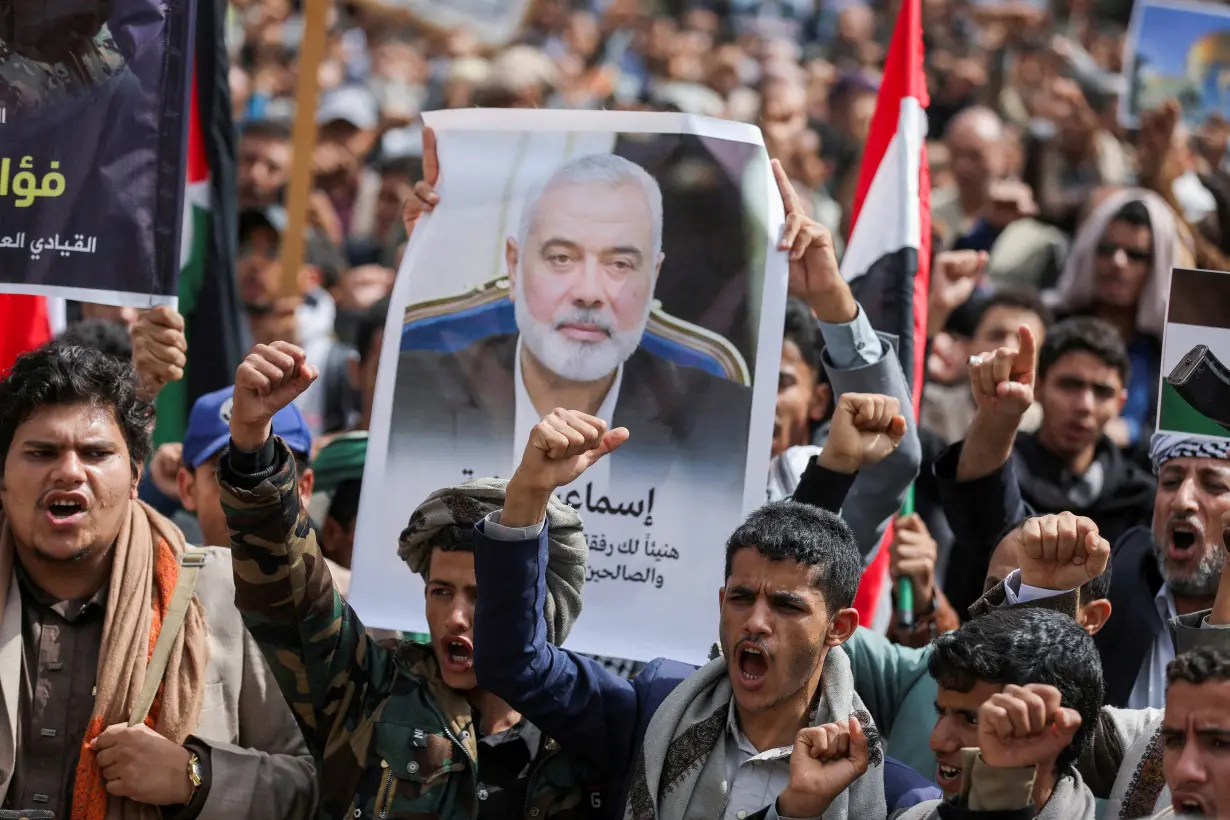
[{"left": 772, "top": 158, "right": 801, "bottom": 217}]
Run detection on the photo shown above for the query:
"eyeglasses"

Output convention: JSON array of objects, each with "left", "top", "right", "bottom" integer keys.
[{"left": 1095, "top": 242, "right": 1150, "bottom": 263}]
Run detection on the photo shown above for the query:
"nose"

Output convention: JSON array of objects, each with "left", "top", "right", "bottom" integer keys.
[
  {"left": 743, "top": 598, "right": 773, "bottom": 639},
  {"left": 1170, "top": 476, "right": 1200, "bottom": 514},
  {"left": 1073, "top": 386, "right": 1096, "bottom": 414},
  {"left": 445, "top": 599, "right": 471, "bottom": 633},
  {"left": 1171, "top": 739, "right": 1208, "bottom": 787},
  {"left": 930, "top": 717, "right": 960, "bottom": 755},
  {"left": 50, "top": 451, "right": 87, "bottom": 486},
  {"left": 570, "top": 256, "right": 605, "bottom": 308}
]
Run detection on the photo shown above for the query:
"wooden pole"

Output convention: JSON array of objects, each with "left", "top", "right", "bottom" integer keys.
[{"left": 278, "top": 0, "right": 329, "bottom": 298}]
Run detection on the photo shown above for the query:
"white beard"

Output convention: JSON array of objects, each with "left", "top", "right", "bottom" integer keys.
[{"left": 514, "top": 276, "right": 649, "bottom": 383}]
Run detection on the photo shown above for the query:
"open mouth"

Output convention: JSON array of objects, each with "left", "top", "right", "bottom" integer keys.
[
  {"left": 1169, "top": 521, "right": 1201, "bottom": 559},
  {"left": 1174, "top": 795, "right": 1209, "bottom": 816},
  {"left": 439, "top": 636, "right": 474, "bottom": 673},
  {"left": 736, "top": 643, "right": 769, "bottom": 688},
  {"left": 936, "top": 763, "right": 962, "bottom": 791},
  {"left": 42, "top": 491, "right": 89, "bottom": 526}
]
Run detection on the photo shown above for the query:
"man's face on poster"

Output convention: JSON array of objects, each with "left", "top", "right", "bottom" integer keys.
[{"left": 506, "top": 177, "right": 665, "bottom": 383}]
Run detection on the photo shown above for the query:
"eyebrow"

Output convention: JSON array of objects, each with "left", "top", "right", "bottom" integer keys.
[
  {"left": 426, "top": 579, "right": 454, "bottom": 589},
  {"left": 22, "top": 439, "right": 117, "bottom": 450},
  {"left": 769, "top": 591, "right": 808, "bottom": 608},
  {"left": 540, "top": 238, "right": 645, "bottom": 263}
]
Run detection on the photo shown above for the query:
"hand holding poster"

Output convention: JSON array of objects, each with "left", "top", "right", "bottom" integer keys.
[
  {"left": 350, "top": 109, "right": 786, "bottom": 665},
  {"left": 1159, "top": 267, "right": 1230, "bottom": 437},
  {"left": 0, "top": 0, "right": 194, "bottom": 306}
]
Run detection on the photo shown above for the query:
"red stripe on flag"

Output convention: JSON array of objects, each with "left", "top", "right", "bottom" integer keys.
[
  {"left": 0, "top": 295, "right": 53, "bottom": 376},
  {"left": 847, "top": 0, "right": 931, "bottom": 626},
  {"left": 186, "top": 68, "right": 208, "bottom": 185}
]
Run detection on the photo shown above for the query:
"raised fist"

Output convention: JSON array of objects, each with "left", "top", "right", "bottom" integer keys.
[
  {"left": 230, "top": 342, "right": 318, "bottom": 452},
  {"left": 776, "top": 717, "right": 870, "bottom": 818},
  {"left": 819, "top": 393, "right": 908, "bottom": 474},
  {"left": 131, "top": 306, "right": 187, "bottom": 399},
  {"left": 889, "top": 513, "right": 938, "bottom": 605},
  {"left": 969, "top": 323, "right": 1036, "bottom": 420},
  {"left": 977, "top": 683, "right": 1082, "bottom": 770},
  {"left": 510, "top": 409, "right": 628, "bottom": 495},
  {"left": 1014, "top": 512, "right": 1110, "bottom": 591}
]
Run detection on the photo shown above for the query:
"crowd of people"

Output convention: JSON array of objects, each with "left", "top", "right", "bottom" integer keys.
[{"left": 4, "top": 0, "right": 1230, "bottom": 818}]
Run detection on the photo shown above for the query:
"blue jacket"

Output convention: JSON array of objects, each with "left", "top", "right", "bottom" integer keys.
[{"left": 472, "top": 522, "right": 941, "bottom": 818}]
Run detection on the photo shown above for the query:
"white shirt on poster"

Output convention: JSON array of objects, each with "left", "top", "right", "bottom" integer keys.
[{"left": 513, "top": 336, "right": 622, "bottom": 490}]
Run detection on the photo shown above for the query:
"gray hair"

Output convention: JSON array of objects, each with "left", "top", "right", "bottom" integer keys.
[{"left": 516, "top": 153, "right": 664, "bottom": 265}]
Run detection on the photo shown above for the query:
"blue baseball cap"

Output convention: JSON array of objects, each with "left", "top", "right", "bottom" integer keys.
[{"left": 182, "top": 386, "right": 313, "bottom": 469}]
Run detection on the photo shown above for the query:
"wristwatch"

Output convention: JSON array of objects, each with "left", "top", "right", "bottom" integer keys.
[
  {"left": 1167, "top": 344, "right": 1230, "bottom": 432},
  {"left": 186, "top": 752, "right": 203, "bottom": 803}
]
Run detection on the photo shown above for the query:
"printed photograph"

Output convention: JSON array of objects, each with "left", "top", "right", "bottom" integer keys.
[
  {"left": 1124, "top": 0, "right": 1230, "bottom": 126},
  {"left": 1159, "top": 267, "right": 1230, "bottom": 437}
]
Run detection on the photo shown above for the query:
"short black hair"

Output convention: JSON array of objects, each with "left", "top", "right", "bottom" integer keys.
[
  {"left": 241, "top": 118, "right": 293, "bottom": 141},
  {"left": 356, "top": 297, "right": 390, "bottom": 365},
  {"left": 1112, "top": 199, "right": 1152, "bottom": 230},
  {"left": 1036, "top": 316, "right": 1130, "bottom": 384},
  {"left": 929, "top": 607, "right": 1104, "bottom": 775},
  {"left": 1167, "top": 647, "right": 1230, "bottom": 687},
  {"left": 724, "top": 501, "right": 861, "bottom": 614},
  {"left": 327, "top": 478, "right": 362, "bottom": 530},
  {"left": 57, "top": 319, "right": 134, "bottom": 361},
  {"left": 971, "top": 288, "right": 1054, "bottom": 338},
  {"left": 783, "top": 297, "right": 825, "bottom": 379},
  {"left": 0, "top": 341, "right": 154, "bottom": 475}
]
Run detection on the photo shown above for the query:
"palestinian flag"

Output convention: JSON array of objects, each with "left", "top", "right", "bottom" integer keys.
[
  {"left": 153, "top": 0, "right": 248, "bottom": 446},
  {"left": 841, "top": 0, "right": 931, "bottom": 624}
]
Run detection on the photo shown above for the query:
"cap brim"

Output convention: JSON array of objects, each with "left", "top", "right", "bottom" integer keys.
[{"left": 189, "top": 433, "right": 232, "bottom": 469}]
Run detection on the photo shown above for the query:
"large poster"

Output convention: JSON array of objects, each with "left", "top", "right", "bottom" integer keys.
[
  {"left": 1123, "top": 0, "right": 1230, "bottom": 127},
  {"left": 351, "top": 109, "right": 786, "bottom": 665},
  {"left": 0, "top": 0, "right": 194, "bottom": 307},
  {"left": 1159, "top": 267, "right": 1230, "bottom": 437}
]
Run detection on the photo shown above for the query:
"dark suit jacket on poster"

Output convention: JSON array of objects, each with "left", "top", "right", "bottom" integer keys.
[{"left": 394, "top": 332, "right": 754, "bottom": 499}]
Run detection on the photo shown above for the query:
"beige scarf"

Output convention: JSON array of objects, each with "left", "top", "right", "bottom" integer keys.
[{"left": 0, "top": 499, "right": 209, "bottom": 819}]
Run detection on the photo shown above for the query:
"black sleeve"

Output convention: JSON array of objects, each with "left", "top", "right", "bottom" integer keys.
[
  {"left": 792, "top": 455, "right": 859, "bottom": 515},
  {"left": 158, "top": 738, "right": 213, "bottom": 820},
  {"left": 217, "top": 435, "right": 281, "bottom": 491},
  {"left": 934, "top": 441, "right": 1033, "bottom": 620}
]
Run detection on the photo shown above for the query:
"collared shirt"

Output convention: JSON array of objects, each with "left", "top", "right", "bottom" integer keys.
[
  {"left": 472, "top": 713, "right": 544, "bottom": 818},
  {"left": 513, "top": 335, "right": 622, "bottom": 489},
  {"left": 1126, "top": 583, "right": 1178, "bottom": 710},
  {"left": 723, "top": 698, "right": 793, "bottom": 820},
  {"left": 5, "top": 564, "right": 108, "bottom": 815}
]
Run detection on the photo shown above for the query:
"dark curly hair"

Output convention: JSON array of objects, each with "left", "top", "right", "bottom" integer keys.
[
  {"left": 0, "top": 340, "right": 154, "bottom": 475},
  {"left": 1167, "top": 647, "right": 1230, "bottom": 687},
  {"left": 929, "top": 607, "right": 1104, "bottom": 777}
]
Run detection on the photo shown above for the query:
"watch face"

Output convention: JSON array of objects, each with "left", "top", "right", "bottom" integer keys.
[{"left": 0, "top": 0, "right": 125, "bottom": 114}]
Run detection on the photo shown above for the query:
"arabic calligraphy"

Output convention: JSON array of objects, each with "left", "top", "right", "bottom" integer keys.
[
  {"left": 560, "top": 483, "right": 655, "bottom": 526},
  {"left": 585, "top": 563, "right": 666, "bottom": 589},
  {"left": 0, "top": 157, "right": 67, "bottom": 207},
  {"left": 0, "top": 233, "right": 98, "bottom": 260},
  {"left": 586, "top": 533, "right": 680, "bottom": 562}
]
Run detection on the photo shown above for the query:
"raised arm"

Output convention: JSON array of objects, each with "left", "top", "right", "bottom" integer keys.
[
  {"left": 217, "top": 343, "right": 394, "bottom": 767},
  {"left": 472, "top": 409, "right": 655, "bottom": 777}
]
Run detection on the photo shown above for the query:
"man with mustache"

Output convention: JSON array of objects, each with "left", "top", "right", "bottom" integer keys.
[{"left": 939, "top": 331, "right": 1230, "bottom": 708}]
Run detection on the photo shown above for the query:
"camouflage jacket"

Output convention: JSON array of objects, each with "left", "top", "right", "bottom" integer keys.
[{"left": 218, "top": 437, "right": 609, "bottom": 820}]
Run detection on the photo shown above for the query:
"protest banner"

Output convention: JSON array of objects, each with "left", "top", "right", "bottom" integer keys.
[
  {"left": 1159, "top": 267, "right": 1230, "bottom": 437},
  {"left": 1123, "top": 0, "right": 1230, "bottom": 127},
  {"left": 350, "top": 109, "right": 786, "bottom": 665},
  {"left": 0, "top": 0, "right": 195, "bottom": 307}
]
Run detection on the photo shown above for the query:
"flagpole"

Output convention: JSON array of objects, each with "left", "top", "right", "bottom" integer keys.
[{"left": 278, "top": 0, "right": 329, "bottom": 298}]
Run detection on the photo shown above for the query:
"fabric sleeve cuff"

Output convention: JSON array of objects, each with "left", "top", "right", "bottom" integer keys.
[
  {"left": 964, "top": 751, "right": 1036, "bottom": 812},
  {"left": 817, "top": 305, "right": 884, "bottom": 370},
  {"left": 1003, "top": 569, "right": 1080, "bottom": 604},
  {"left": 483, "top": 510, "right": 547, "bottom": 541}
]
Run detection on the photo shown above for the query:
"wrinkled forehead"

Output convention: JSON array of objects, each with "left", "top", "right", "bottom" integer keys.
[
  {"left": 1157, "top": 456, "right": 1230, "bottom": 483},
  {"left": 529, "top": 180, "right": 655, "bottom": 242}
]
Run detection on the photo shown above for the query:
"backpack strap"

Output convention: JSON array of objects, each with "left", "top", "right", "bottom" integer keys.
[{"left": 128, "top": 548, "right": 209, "bottom": 726}]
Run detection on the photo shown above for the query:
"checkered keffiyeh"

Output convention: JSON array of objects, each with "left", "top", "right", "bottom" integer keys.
[{"left": 1149, "top": 433, "right": 1230, "bottom": 474}]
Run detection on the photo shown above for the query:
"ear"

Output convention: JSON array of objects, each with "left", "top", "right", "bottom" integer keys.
[
  {"left": 718, "top": 585, "right": 726, "bottom": 610},
  {"left": 298, "top": 468, "right": 315, "bottom": 510},
  {"left": 1078, "top": 598, "right": 1112, "bottom": 636},
  {"left": 653, "top": 251, "right": 665, "bottom": 283},
  {"left": 177, "top": 467, "right": 197, "bottom": 512},
  {"left": 1116, "top": 388, "right": 1128, "bottom": 413},
  {"left": 505, "top": 237, "right": 520, "bottom": 293},
  {"left": 131, "top": 462, "right": 144, "bottom": 498},
  {"left": 809, "top": 382, "right": 832, "bottom": 422},
  {"left": 825, "top": 606, "right": 859, "bottom": 647}
]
